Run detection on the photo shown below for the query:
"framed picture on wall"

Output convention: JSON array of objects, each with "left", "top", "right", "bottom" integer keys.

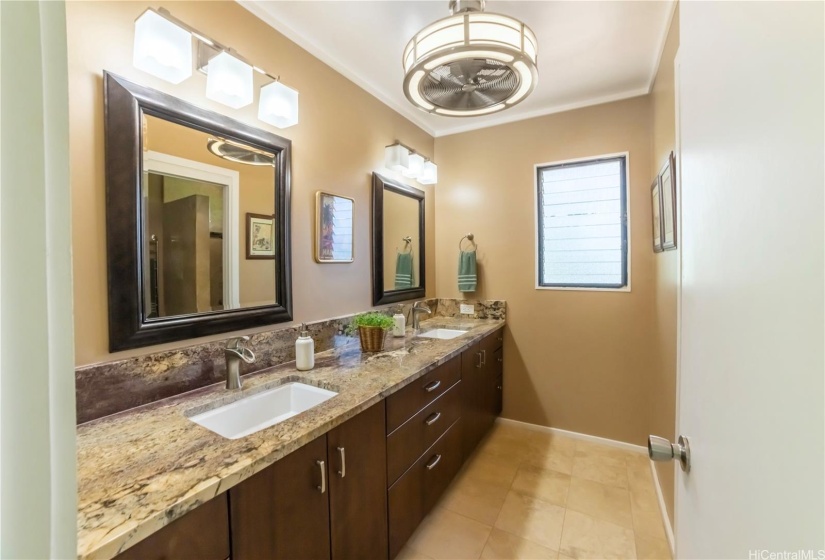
[
  {"left": 659, "top": 151, "right": 677, "bottom": 250},
  {"left": 315, "top": 191, "right": 355, "bottom": 263},
  {"left": 651, "top": 178, "right": 664, "bottom": 253},
  {"left": 246, "top": 213, "right": 276, "bottom": 259}
]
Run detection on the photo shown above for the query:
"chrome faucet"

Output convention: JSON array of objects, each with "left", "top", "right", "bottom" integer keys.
[
  {"left": 224, "top": 336, "right": 256, "bottom": 390},
  {"left": 410, "top": 301, "right": 432, "bottom": 332}
]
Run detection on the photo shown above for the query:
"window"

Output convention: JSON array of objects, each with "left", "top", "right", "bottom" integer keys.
[{"left": 536, "top": 154, "right": 628, "bottom": 289}]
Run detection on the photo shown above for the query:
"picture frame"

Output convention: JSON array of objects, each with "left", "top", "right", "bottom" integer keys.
[
  {"left": 246, "top": 213, "right": 276, "bottom": 259},
  {"left": 659, "top": 151, "right": 677, "bottom": 250},
  {"left": 651, "top": 178, "right": 664, "bottom": 253},
  {"left": 315, "top": 191, "right": 354, "bottom": 263}
]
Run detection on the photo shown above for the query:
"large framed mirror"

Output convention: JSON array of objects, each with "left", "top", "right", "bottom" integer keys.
[
  {"left": 371, "top": 173, "right": 426, "bottom": 305},
  {"left": 104, "top": 72, "right": 292, "bottom": 351}
]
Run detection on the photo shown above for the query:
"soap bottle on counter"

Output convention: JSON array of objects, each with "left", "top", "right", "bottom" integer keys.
[
  {"left": 393, "top": 313, "right": 406, "bottom": 337},
  {"left": 296, "top": 323, "right": 315, "bottom": 371}
]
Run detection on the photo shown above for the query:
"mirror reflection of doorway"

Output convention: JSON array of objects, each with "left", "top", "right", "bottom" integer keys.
[{"left": 143, "top": 151, "right": 240, "bottom": 319}]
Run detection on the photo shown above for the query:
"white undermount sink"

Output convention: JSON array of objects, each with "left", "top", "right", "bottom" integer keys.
[
  {"left": 417, "top": 328, "right": 468, "bottom": 340},
  {"left": 189, "top": 382, "right": 338, "bottom": 439}
]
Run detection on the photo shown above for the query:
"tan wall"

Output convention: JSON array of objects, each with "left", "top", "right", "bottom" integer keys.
[
  {"left": 382, "top": 191, "right": 421, "bottom": 289},
  {"left": 434, "top": 96, "right": 655, "bottom": 445},
  {"left": 649, "top": 4, "right": 680, "bottom": 528},
  {"left": 67, "top": 1, "right": 435, "bottom": 366}
]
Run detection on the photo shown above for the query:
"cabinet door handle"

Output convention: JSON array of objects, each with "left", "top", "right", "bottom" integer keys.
[
  {"left": 425, "top": 454, "right": 442, "bottom": 470},
  {"left": 476, "top": 352, "right": 483, "bottom": 369},
  {"left": 481, "top": 350, "right": 487, "bottom": 365},
  {"left": 498, "top": 336, "right": 503, "bottom": 342},
  {"left": 424, "top": 380, "right": 441, "bottom": 393},
  {"left": 316, "top": 460, "right": 326, "bottom": 493},
  {"left": 424, "top": 411, "right": 442, "bottom": 426},
  {"left": 497, "top": 357, "right": 503, "bottom": 363},
  {"left": 337, "top": 447, "right": 346, "bottom": 478},
  {"left": 497, "top": 385, "right": 503, "bottom": 390}
]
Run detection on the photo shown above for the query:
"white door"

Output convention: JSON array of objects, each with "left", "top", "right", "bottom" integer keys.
[{"left": 673, "top": 2, "right": 824, "bottom": 558}]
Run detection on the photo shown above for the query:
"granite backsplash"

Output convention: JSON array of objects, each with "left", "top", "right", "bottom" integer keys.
[{"left": 75, "top": 299, "right": 504, "bottom": 424}]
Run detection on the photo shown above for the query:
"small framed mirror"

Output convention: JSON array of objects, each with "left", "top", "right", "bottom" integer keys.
[
  {"left": 315, "top": 191, "right": 354, "bottom": 263},
  {"left": 371, "top": 173, "right": 426, "bottom": 305},
  {"left": 104, "top": 72, "right": 292, "bottom": 351}
]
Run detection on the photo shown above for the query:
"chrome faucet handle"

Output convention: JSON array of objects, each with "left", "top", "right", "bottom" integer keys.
[
  {"left": 226, "top": 335, "right": 250, "bottom": 349},
  {"left": 225, "top": 336, "right": 255, "bottom": 364}
]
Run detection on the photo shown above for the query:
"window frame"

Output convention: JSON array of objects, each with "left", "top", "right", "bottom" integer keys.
[{"left": 534, "top": 152, "right": 631, "bottom": 292}]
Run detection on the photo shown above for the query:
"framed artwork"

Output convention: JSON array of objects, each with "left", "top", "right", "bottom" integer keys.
[
  {"left": 246, "top": 213, "right": 276, "bottom": 259},
  {"left": 315, "top": 191, "right": 354, "bottom": 263},
  {"left": 651, "top": 178, "right": 663, "bottom": 253},
  {"left": 659, "top": 151, "right": 677, "bottom": 250}
]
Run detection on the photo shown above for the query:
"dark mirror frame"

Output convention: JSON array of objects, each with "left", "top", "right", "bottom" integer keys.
[
  {"left": 371, "top": 173, "right": 426, "bottom": 305},
  {"left": 104, "top": 72, "right": 292, "bottom": 352}
]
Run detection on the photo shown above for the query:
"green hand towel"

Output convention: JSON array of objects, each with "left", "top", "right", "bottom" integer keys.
[
  {"left": 395, "top": 252, "right": 414, "bottom": 289},
  {"left": 458, "top": 250, "right": 477, "bottom": 292}
]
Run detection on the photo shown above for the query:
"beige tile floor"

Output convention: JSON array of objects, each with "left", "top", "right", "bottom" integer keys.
[{"left": 397, "top": 422, "right": 673, "bottom": 560}]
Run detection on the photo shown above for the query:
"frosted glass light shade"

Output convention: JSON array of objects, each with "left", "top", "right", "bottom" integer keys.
[
  {"left": 418, "top": 161, "right": 438, "bottom": 185},
  {"left": 403, "top": 153, "right": 425, "bottom": 178},
  {"left": 133, "top": 9, "right": 192, "bottom": 84},
  {"left": 384, "top": 144, "right": 410, "bottom": 173},
  {"left": 258, "top": 81, "right": 299, "bottom": 128},
  {"left": 206, "top": 52, "right": 253, "bottom": 109}
]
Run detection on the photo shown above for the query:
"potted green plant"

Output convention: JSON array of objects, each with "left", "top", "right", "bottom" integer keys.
[{"left": 347, "top": 312, "right": 395, "bottom": 352}]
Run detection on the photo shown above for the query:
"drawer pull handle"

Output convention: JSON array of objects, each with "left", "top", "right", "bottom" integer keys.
[
  {"left": 425, "top": 411, "right": 442, "bottom": 426},
  {"left": 497, "top": 385, "right": 502, "bottom": 390},
  {"left": 424, "top": 380, "right": 441, "bottom": 393},
  {"left": 317, "top": 460, "right": 326, "bottom": 493},
  {"left": 498, "top": 336, "right": 503, "bottom": 342},
  {"left": 337, "top": 447, "right": 346, "bottom": 478},
  {"left": 497, "top": 357, "right": 503, "bottom": 363},
  {"left": 481, "top": 349, "right": 487, "bottom": 365},
  {"left": 425, "top": 454, "right": 442, "bottom": 470},
  {"left": 476, "top": 352, "right": 483, "bottom": 369}
]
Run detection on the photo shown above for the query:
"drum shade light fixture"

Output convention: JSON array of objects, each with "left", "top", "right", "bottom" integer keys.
[
  {"left": 132, "top": 8, "right": 299, "bottom": 128},
  {"left": 402, "top": 0, "right": 538, "bottom": 117}
]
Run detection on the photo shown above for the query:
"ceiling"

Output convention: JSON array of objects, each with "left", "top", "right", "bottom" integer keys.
[{"left": 240, "top": 1, "right": 676, "bottom": 137}]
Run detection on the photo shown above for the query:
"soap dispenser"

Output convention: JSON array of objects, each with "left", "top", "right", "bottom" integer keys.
[{"left": 295, "top": 323, "right": 315, "bottom": 371}]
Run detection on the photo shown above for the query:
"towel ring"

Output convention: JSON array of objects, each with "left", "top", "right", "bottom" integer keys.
[
  {"left": 459, "top": 233, "right": 477, "bottom": 252},
  {"left": 399, "top": 236, "right": 413, "bottom": 254}
]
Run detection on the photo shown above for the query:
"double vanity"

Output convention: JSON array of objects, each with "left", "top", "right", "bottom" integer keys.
[{"left": 77, "top": 318, "right": 504, "bottom": 559}]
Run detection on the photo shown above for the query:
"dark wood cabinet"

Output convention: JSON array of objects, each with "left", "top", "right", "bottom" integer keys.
[
  {"left": 328, "top": 401, "right": 389, "bottom": 560},
  {"left": 230, "top": 435, "right": 331, "bottom": 560},
  {"left": 462, "top": 328, "right": 504, "bottom": 457},
  {"left": 230, "top": 402, "right": 388, "bottom": 560},
  {"left": 115, "top": 493, "right": 229, "bottom": 560}
]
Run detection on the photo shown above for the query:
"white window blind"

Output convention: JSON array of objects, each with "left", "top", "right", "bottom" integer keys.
[{"left": 537, "top": 156, "right": 628, "bottom": 288}]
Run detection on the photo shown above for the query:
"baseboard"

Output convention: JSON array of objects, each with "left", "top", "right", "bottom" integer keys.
[
  {"left": 495, "top": 417, "right": 647, "bottom": 454},
  {"left": 496, "top": 417, "right": 676, "bottom": 556},
  {"left": 649, "top": 461, "right": 676, "bottom": 558}
]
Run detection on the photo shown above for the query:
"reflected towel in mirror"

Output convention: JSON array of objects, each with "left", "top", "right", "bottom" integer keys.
[{"left": 395, "top": 251, "right": 414, "bottom": 289}]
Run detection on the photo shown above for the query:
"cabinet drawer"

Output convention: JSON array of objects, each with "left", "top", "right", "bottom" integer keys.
[
  {"left": 480, "top": 329, "right": 504, "bottom": 364},
  {"left": 387, "top": 355, "right": 461, "bottom": 433},
  {"left": 388, "top": 419, "right": 463, "bottom": 559},
  {"left": 387, "top": 380, "right": 461, "bottom": 485}
]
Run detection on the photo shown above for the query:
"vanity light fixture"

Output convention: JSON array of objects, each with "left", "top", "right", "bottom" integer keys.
[
  {"left": 207, "top": 137, "right": 275, "bottom": 167},
  {"left": 206, "top": 51, "right": 254, "bottom": 109},
  {"left": 132, "top": 8, "right": 299, "bottom": 127},
  {"left": 402, "top": 0, "right": 538, "bottom": 116},
  {"left": 418, "top": 160, "right": 438, "bottom": 185},
  {"left": 404, "top": 152, "right": 425, "bottom": 179},
  {"left": 133, "top": 8, "right": 192, "bottom": 84},
  {"left": 258, "top": 81, "right": 299, "bottom": 129},
  {"left": 384, "top": 142, "right": 437, "bottom": 185}
]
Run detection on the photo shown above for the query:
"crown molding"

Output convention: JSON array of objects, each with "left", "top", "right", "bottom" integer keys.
[{"left": 647, "top": 0, "right": 679, "bottom": 93}]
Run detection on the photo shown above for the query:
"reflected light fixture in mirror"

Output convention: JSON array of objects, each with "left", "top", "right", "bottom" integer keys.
[
  {"left": 207, "top": 137, "right": 275, "bottom": 166},
  {"left": 133, "top": 9, "right": 192, "bottom": 84},
  {"left": 206, "top": 51, "right": 254, "bottom": 109},
  {"left": 258, "top": 81, "right": 299, "bottom": 129}
]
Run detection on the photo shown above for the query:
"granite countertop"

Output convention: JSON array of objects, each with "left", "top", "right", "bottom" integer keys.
[{"left": 76, "top": 317, "right": 504, "bottom": 559}]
